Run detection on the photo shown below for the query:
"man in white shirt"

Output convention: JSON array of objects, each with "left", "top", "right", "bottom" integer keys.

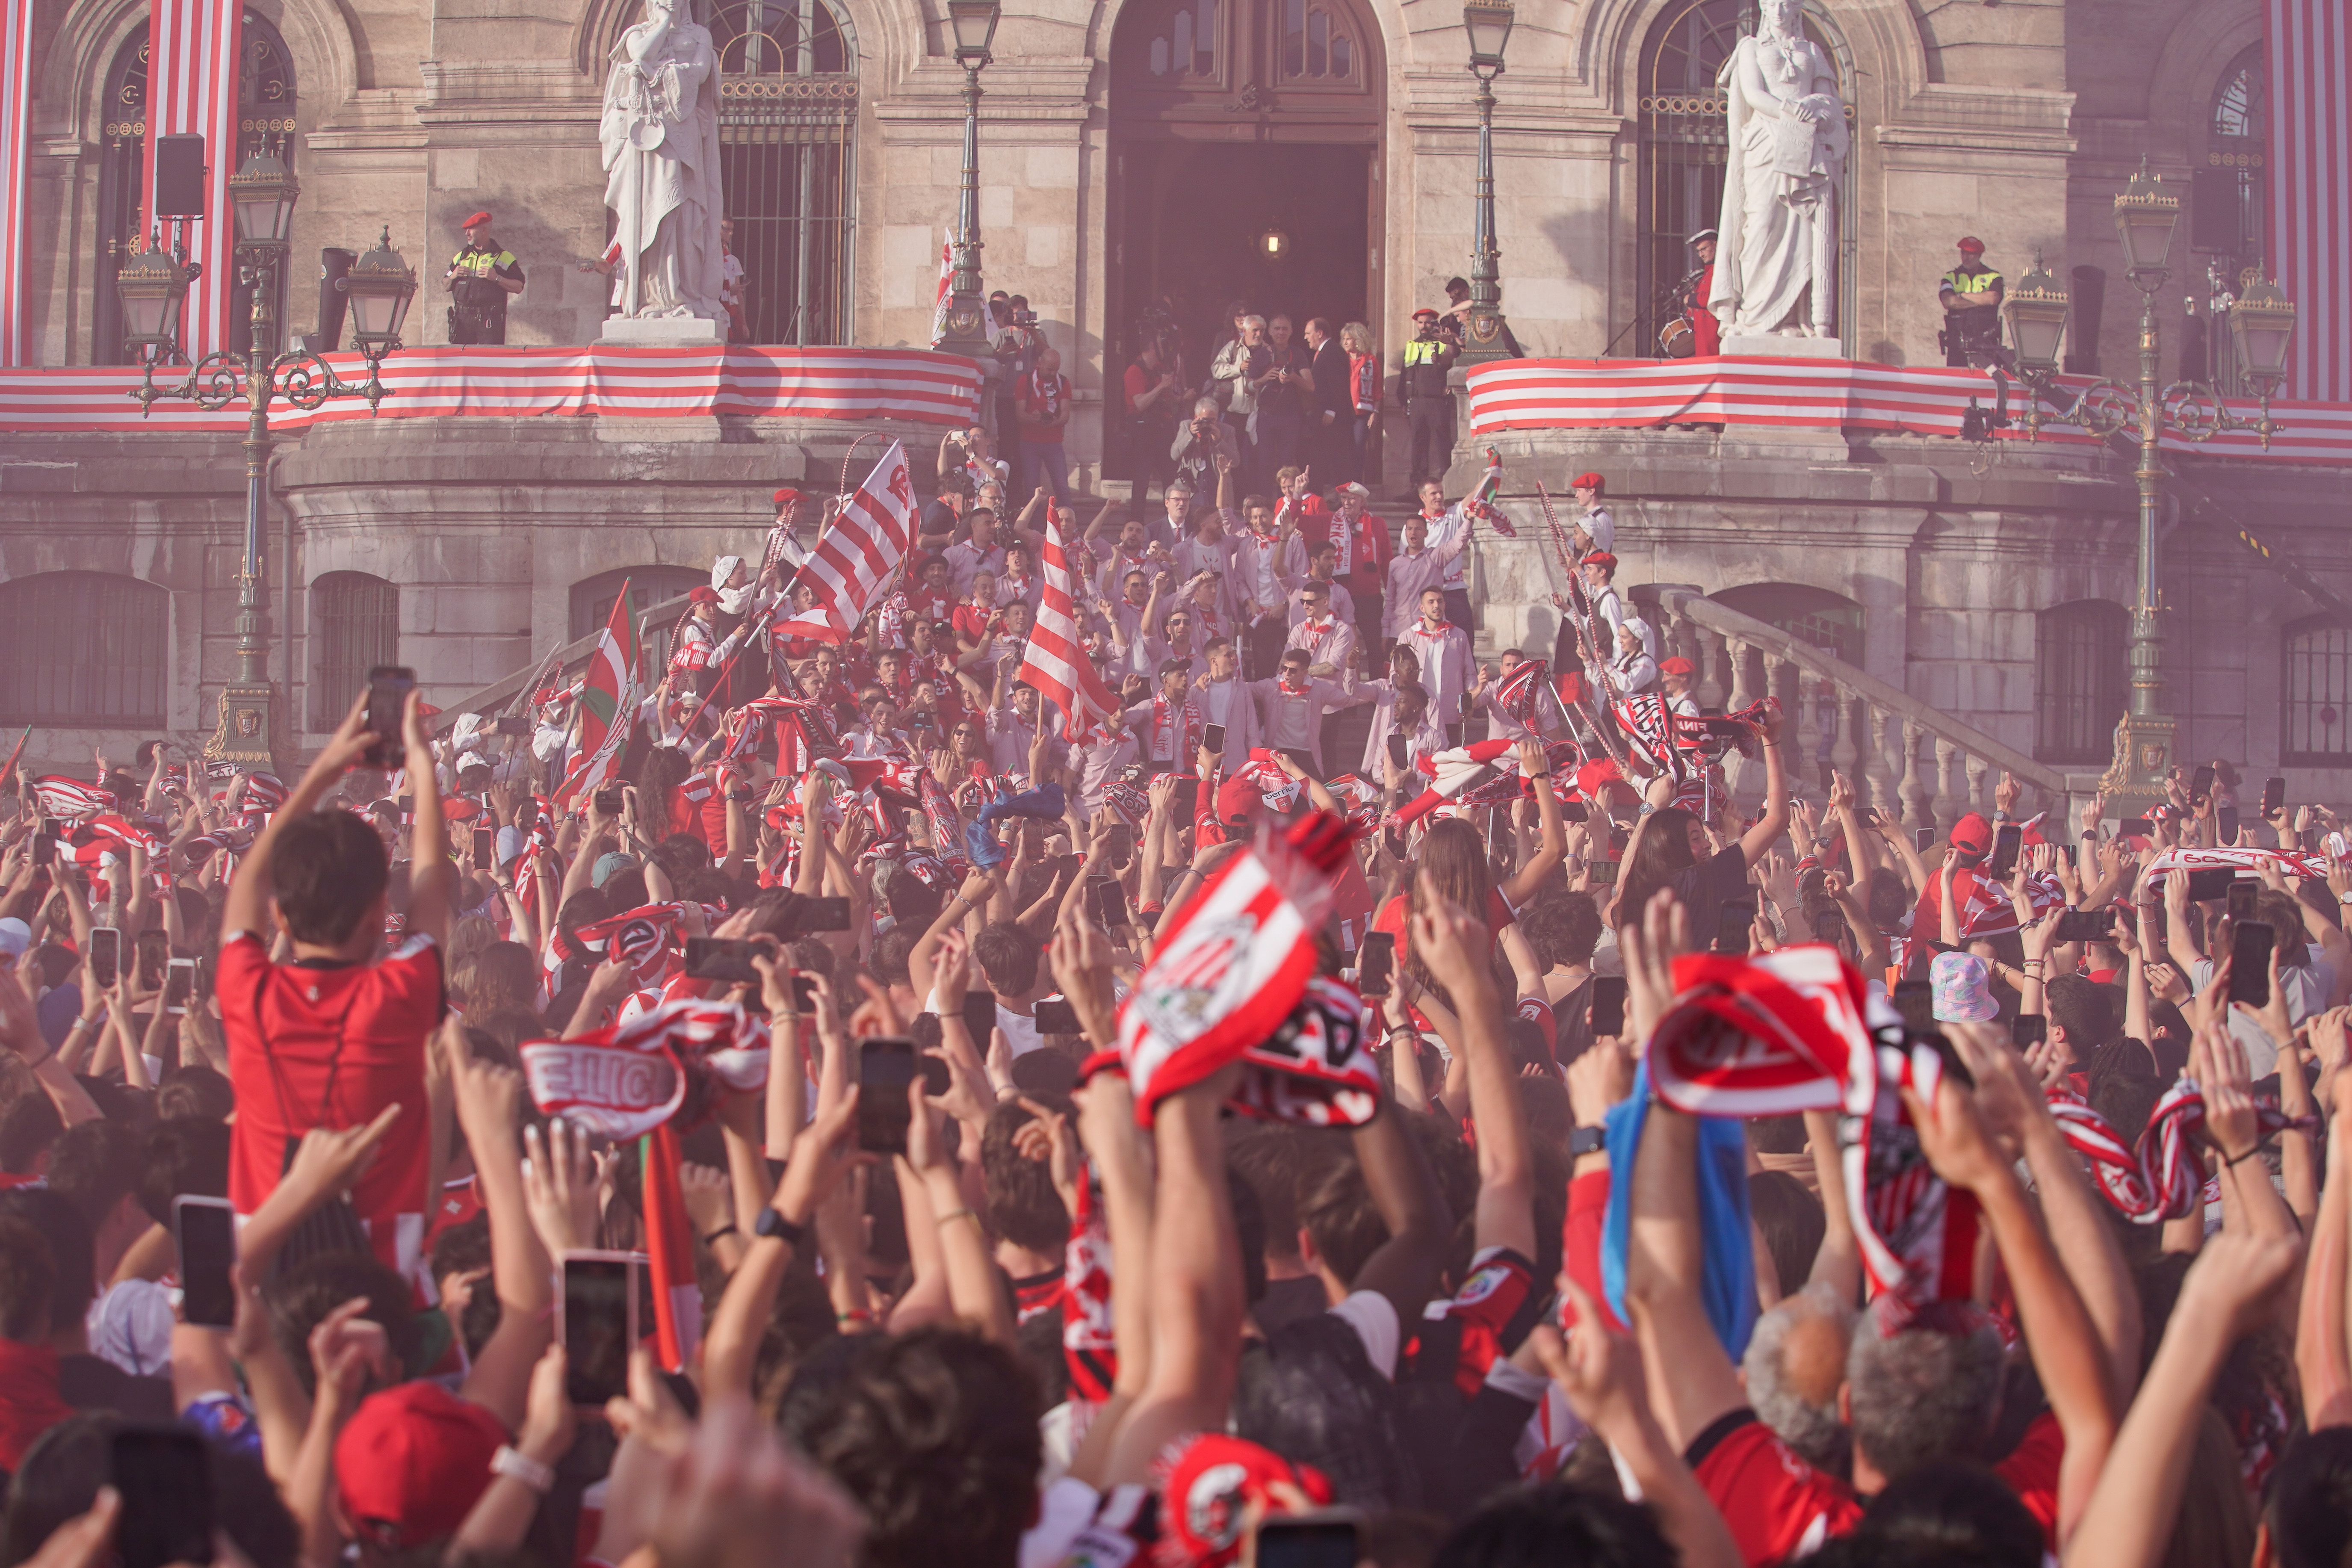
[
  {"left": 1171, "top": 513, "right": 1238, "bottom": 626},
  {"left": 1088, "top": 506, "right": 1170, "bottom": 602},
  {"left": 1661, "top": 654, "right": 1702, "bottom": 717},
  {"left": 847, "top": 694, "right": 914, "bottom": 760},
  {"left": 1393, "top": 587, "right": 1474, "bottom": 743},
  {"left": 1231, "top": 492, "right": 1306, "bottom": 680},
  {"left": 943, "top": 508, "right": 1008, "bottom": 597},
  {"left": 1419, "top": 479, "right": 1476, "bottom": 633},
  {"left": 1247, "top": 647, "right": 1362, "bottom": 777},
  {"left": 1570, "top": 470, "right": 1615, "bottom": 555},
  {"left": 1359, "top": 675, "right": 1447, "bottom": 780},
  {"left": 1285, "top": 537, "right": 1358, "bottom": 630},
  {"left": 1073, "top": 706, "right": 1139, "bottom": 815},
  {"left": 1284, "top": 580, "right": 1357, "bottom": 677},
  {"left": 1580, "top": 551, "right": 1626, "bottom": 652},
  {"left": 1192, "top": 636, "right": 1259, "bottom": 771},
  {"left": 1383, "top": 513, "right": 1471, "bottom": 639},
  {"left": 1124, "top": 659, "right": 1201, "bottom": 775}
]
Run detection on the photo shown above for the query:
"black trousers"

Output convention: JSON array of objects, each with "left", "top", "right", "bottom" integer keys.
[
  {"left": 1246, "top": 614, "right": 1289, "bottom": 681},
  {"left": 449, "top": 304, "right": 507, "bottom": 345},
  {"left": 1407, "top": 402, "right": 1454, "bottom": 488}
]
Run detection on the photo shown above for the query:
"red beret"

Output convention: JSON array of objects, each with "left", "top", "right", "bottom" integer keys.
[
  {"left": 1957, "top": 236, "right": 1986, "bottom": 254},
  {"left": 1573, "top": 472, "right": 1605, "bottom": 491},
  {"left": 687, "top": 585, "right": 721, "bottom": 606},
  {"left": 1412, "top": 308, "right": 1440, "bottom": 321},
  {"left": 772, "top": 486, "right": 803, "bottom": 507},
  {"left": 1582, "top": 551, "right": 1618, "bottom": 571},
  {"left": 1659, "top": 656, "right": 1696, "bottom": 676},
  {"left": 461, "top": 210, "right": 493, "bottom": 229}
]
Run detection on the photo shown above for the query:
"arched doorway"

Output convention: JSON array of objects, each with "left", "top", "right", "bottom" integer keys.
[{"left": 1105, "top": 0, "right": 1384, "bottom": 479}]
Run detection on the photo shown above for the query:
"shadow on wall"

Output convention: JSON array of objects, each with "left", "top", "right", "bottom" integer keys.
[{"left": 425, "top": 206, "right": 611, "bottom": 348}]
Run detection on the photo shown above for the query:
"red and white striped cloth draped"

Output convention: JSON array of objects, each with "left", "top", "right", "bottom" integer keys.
[
  {"left": 0, "top": 347, "right": 983, "bottom": 431},
  {"left": 771, "top": 440, "right": 918, "bottom": 645},
  {"left": 32, "top": 775, "right": 116, "bottom": 819},
  {"left": 144, "top": 0, "right": 243, "bottom": 360},
  {"left": 930, "top": 235, "right": 954, "bottom": 348},
  {"left": 2269, "top": 0, "right": 2352, "bottom": 402},
  {"left": 0, "top": 0, "right": 35, "bottom": 366},
  {"left": 1464, "top": 358, "right": 2352, "bottom": 464},
  {"left": 1018, "top": 498, "right": 1121, "bottom": 740}
]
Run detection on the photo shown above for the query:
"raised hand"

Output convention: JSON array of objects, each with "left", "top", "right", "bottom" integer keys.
[{"left": 522, "top": 1116, "right": 604, "bottom": 1258}]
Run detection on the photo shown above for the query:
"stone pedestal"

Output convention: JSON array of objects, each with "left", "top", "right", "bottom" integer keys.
[{"left": 595, "top": 314, "right": 728, "bottom": 346}]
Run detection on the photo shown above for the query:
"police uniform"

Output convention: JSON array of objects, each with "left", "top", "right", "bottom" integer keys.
[
  {"left": 1938, "top": 239, "right": 2003, "bottom": 368},
  {"left": 1398, "top": 311, "right": 1457, "bottom": 492},
  {"left": 448, "top": 212, "right": 524, "bottom": 345}
]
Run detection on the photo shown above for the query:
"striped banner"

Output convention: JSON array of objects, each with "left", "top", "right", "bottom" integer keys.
[
  {"left": 0, "top": 0, "right": 33, "bottom": 365},
  {"left": 145, "top": 0, "right": 242, "bottom": 360},
  {"left": 0, "top": 345, "right": 984, "bottom": 432},
  {"left": 1465, "top": 357, "right": 2352, "bottom": 465},
  {"left": 1018, "top": 498, "right": 1120, "bottom": 739},
  {"left": 2269, "top": 0, "right": 2352, "bottom": 402},
  {"left": 770, "top": 438, "right": 918, "bottom": 644}
]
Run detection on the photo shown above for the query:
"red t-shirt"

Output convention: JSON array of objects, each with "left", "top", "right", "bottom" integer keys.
[
  {"left": 1994, "top": 1410, "right": 2064, "bottom": 1548},
  {"left": 1688, "top": 1410, "right": 1863, "bottom": 1567},
  {"left": 222, "top": 930, "right": 445, "bottom": 1281}
]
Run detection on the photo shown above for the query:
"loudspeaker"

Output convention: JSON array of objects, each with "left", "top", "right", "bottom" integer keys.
[
  {"left": 153, "top": 134, "right": 206, "bottom": 219},
  {"left": 2064, "top": 266, "right": 2106, "bottom": 376},
  {"left": 316, "top": 247, "right": 358, "bottom": 351},
  {"left": 2190, "top": 167, "right": 2244, "bottom": 256}
]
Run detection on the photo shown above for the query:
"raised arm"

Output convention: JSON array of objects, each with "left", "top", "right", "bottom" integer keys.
[
  {"left": 1414, "top": 890, "right": 1535, "bottom": 1261},
  {"left": 1734, "top": 706, "right": 1790, "bottom": 867}
]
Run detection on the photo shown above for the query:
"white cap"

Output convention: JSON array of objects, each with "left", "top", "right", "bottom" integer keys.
[
  {"left": 456, "top": 750, "right": 491, "bottom": 774},
  {"left": 1578, "top": 508, "right": 1615, "bottom": 554},
  {"left": 0, "top": 918, "right": 29, "bottom": 960}
]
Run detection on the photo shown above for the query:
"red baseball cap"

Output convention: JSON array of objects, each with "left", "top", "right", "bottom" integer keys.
[
  {"left": 334, "top": 1382, "right": 508, "bottom": 1550},
  {"left": 461, "top": 210, "right": 493, "bottom": 229},
  {"left": 1572, "top": 471, "right": 1605, "bottom": 491},
  {"left": 1215, "top": 777, "right": 1260, "bottom": 827},
  {"left": 1948, "top": 812, "right": 1992, "bottom": 856}
]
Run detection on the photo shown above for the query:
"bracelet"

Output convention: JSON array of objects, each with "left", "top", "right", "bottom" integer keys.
[
  {"left": 18, "top": 1046, "right": 54, "bottom": 1072},
  {"left": 701, "top": 1223, "right": 739, "bottom": 1245},
  {"left": 1528, "top": 772, "right": 1551, "bottom": 781},
  {"left": 934, "top": 1207, "right": 981, "bottom": 1227},
  {"left": 491, "top": 1445, "right": 555, "bottom": 1494},
  {"left": 2023, "top": 959, "right": 2046, "bottom": 971},
  {"left": 2225, "top": 1142, "right": 2266, "bottom": 1168},
  {"left": 836, "top": 1308, "right": 876, "bottom": 1326}
]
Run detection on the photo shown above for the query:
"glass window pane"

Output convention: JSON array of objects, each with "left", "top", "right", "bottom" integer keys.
[
  {"left": 1174, "top": 10, "right": 1192, "bottom": 69},
  {"left": 1332, "top": 32, "right": 1349, "bottom": 74},
  {"left": 1197, "top": 0, "right": 1217, "bottom": 72},
  {"left": 1283, "top": 0, "right": 1304, "bottom": 75},
  {"left": 1309, "top": 9, "right": 1327, "bottom": 76},
  {"left": 1149, "top": 35, "right": 1169, "bottom": 73}
]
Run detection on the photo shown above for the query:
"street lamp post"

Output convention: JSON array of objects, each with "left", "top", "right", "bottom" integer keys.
[
  {"left": 934, "top": 0, "right": 1000, "bottom": 358},
  {"left": 122, "top": 145, "right": 416, "bottom": 773},
  {"left": 2000, "top": 159, "right": 2297, "bottom": 810},
  {"left": 1457, "top": 0, "right": 1514, "bottom": 365}
]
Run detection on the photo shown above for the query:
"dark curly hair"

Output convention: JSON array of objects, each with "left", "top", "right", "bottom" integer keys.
[
  {"left": 1430, "top": 1482, "right": 1675, "bottom": 1568},
  {"left": 797, "top": 1327, "right": 1042, "bottom": 1568}
]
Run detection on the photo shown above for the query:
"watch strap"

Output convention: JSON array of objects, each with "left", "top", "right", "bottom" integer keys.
[
  {"left": 1569, "top": 1125, "right": 1607, "bottom": 1158},
  {"left": 754, "top": 1207, "right": 807, "bottom": 1248}
]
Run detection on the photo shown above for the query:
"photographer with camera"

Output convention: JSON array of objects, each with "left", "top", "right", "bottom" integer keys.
[
  {"left": 991, "top": 295, "right": 1044, "bottom": 476},
  {"left": 1170, "top": 396, "right": 1238, "bottom": 497}
]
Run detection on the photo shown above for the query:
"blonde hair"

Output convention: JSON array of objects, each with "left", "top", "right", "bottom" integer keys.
[{"left": 1339, "top": 320, "right": 1376, "bottom": 357}]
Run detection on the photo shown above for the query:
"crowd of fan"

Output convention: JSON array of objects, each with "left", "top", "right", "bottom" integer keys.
[{"left": 2, "top": 442, "right": 2352, "bottom": 1568}]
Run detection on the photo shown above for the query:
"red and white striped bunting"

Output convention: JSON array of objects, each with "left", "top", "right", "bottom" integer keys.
[
  {"left": 2269, "top": 0, "right": 2352, "bottom": 403},
  {"left": 145, "top": 0, "right": 243, "bottom": 360},
  {"left": 0, "top": 346, "right": 981, "bottom": 430},
  {"left": 1018, "top": 498, "right": 1120, "bottom": 739},
  {"left": 1465, "top": 357, "right": 2352, "bottom": 465},
  {"left": 0, "top": 0, "right": 35, "bottom": 366}
]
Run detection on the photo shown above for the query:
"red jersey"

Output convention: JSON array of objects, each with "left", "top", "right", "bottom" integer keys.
[
  {"left": 1994, "top": 1410, "right": 2064, "bottom": 1549},
  {"left": 1402, "top": 1246, "right": 1544, "bottom": 1399},
  {"left": 1687, "top": 1410, "right": 1862, "bottom": 1567},
  {"left": 222, "top": 929, "right": 445, "bottom": 1281}
]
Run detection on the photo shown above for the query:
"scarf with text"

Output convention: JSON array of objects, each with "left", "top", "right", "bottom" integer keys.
[{"left": 1151, "top": 692, "right": 1201, "bottom": 765}]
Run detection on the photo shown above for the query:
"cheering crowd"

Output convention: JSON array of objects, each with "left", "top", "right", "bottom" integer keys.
[{"left": 4, "top": 425, "right": 2352, "bottom": 1568}]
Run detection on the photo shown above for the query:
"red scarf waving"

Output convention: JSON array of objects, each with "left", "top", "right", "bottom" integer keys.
[{"left": 1152, "top": 692, "right": 1200, "bottom": 765}]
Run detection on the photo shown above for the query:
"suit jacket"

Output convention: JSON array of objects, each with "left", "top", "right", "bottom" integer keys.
[{"left": 1309, "top": 339, "right": 1351, "bottom": 422}]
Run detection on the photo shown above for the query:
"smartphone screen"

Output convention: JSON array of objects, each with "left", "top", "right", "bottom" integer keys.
[
  {"left": 789, "top": 895, "right": 852, "bottom": 935},
  {"left": 1714, "top": 900, "right": 1756, "bottom": 955},
  {"left": 790, "top": 971, "right": 819, "bottom": 1013},
  {"left": 857, "top": 1038, "right": 920, "bottom": 1153},
  {"left": 1090, "top": 876, "right": 1133, "bottom": 931},
  {"left": 471, "top": 826, "right": 496, "bottom": 871},
  {"left": 174, "top": 1196, "right": 238, "bottom": 1329},
  {"left": 1254, "top": 1519, "right": 1359, "bottom": 1568},
  {"left": 1173, "top": 777, "right": 1200, "bottom": 817},
  {"left": 88, "top": 926, "right": 121, "bottom": 989},
  {"left": 1560, "top": 799, "right": 1588, "bottom": 822},
  {"left": 1203, "top": 723, "right": 1227, "bottom": 755},
  {"left": 561, "top": 1253, "right": 638, "bottom": 1407},
  {"left": 1588, "top": 975, "right": 1629, "bottom": 1037},
  {"left": 135, "top": 930, "right": 168, "bottom": 991},
  {"left": 958, "top": 989, "right": 998, "bottom": 1046},
  {"left": 1893, "top": 979, "right": 1935, "bottom": 1035},
  {"left": 1915, "top": 827, "right": 1935, "bottom": 853},
  {"left": 31, "top": 829, "right": 54, "bottom": 868},
  {"left": 165, "top": 957, "right": 195, "bottom": 1015},
  {"left": 1034, "top": 996, "right": 1083, "bottom": 1034},
  {"left": 2227, "top": 880, "right": 2259, "bottom": 923},
  {"left": 2120, "top": 817, "right": 2154, "bottom": 839},
  {"left": 1357, "top": 932, "right": 1395, "bottom": 998},
  {"left": 1105, "top": 824, "right": 1135, "bottom": 864},
  {"left": 2190, "top": 765, "right": 2215, "bottom": 803},
  {"left": 2219, "top": 807, "right": 2241, "bottom": 844},
  {"left": 2054, "top": 908, "right": 2114, "bottom": 943},
  {"left": 2186, "top": 867, "right": 2234, "bottom": 902},
  {"left": 1386, "top": 732, "right": 1410, "bottom": 769},
  {"left": 2230, "top": 921, "right": 2275, "bottom": 1008},
  {"left": 111, "top": 1427, "right": 214, "bottom": 1568},
  {"left": 593, "top": 786, "right": 626, "bottom": 818},
  {"left": 1987, "top": 825, "right": 2022, "bottom": 879},
  {"left": 2264, "top": 776, "right": 2287, "bottom": 817},
  {"left": 2012, "top": 1013, "right": 2048, "bottom": 1050},
  {"left": 683, "top": 936, "right": 762, "bottom": 984},
  {"left": 363, "top": 664, "right": 416, "bottom": 770}
]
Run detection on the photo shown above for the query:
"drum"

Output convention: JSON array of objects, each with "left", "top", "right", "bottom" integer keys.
[{"left": 1658, "top": 317, "right": 1696, "bottom": 358}]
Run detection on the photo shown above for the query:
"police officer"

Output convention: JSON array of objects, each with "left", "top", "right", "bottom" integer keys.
[
  {"left": 447, "top": 210, "right": 525, "bottom": 345},
  {"left": 1397, "top": 307, "right": 1458, "bottom": 500},
  {"left": 1938, "top": 236, "right": 2004, "bottom": 368}
]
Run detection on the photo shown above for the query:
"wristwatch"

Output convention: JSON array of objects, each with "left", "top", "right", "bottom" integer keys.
[
  {"left": 754, "top": 1207, "right": 807, "bottom": 1248},
  {"left": 1569, "top": 1125, "right": 1607, "bottom": 1158}
]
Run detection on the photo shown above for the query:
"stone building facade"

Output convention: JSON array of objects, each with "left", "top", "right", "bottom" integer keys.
[{"left": 4, "top": 0, "right": 2345, "bottom": 801}]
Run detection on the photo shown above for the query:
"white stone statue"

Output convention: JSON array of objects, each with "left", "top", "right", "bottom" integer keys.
[
  {"left": 1707, "top": 0, "right": 1847, "bottom": 340},
  {"left": 598, "top": 0, "right": 727, "bottom": 322}
]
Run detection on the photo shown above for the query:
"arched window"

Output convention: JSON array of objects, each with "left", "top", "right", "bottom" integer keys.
[
  {"left": 1709, "top": 583, "right": 1863, "bottom": 664},
  {"left": 0, "top": 573, "right": 169, "bottom": 726},
  {"left": 712, "top": 0, "right": 857, "bottom": 345},
  {"left": 2195, "top": 47, "right": 2268, "bottom": 393},
  {"left": 2035, "top": 600, "right": 2127, "bottom": 765},
  {"left": 1628, "top": 0, "right": 1854, "bottom": 360},
  {"left": 92, "top": 12, "right": 297, "bottom": 365},
  {"left": 2283, "top": 617, "right": 2352, "bottom": 765},
  {"left": 1139, "top": 0, "right": 1222, "bottom": 80},
  {"left": 310, "top": 573, "right": 399, "bottom": 732},
  {"left": 570, "top": 567, "right": 706, "bottom": 676}
]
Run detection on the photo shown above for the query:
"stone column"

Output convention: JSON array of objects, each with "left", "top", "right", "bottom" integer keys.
[
  {"left": 1864, "top": 704, "right": 1899, "bottom": 819},
  {"left": 1696, "top": 628, "right": 1729, "bottom": 712},
  {"left": 1829, "top": 685, "right": 1860, "bottom": 790},
  {"left": 1934, "top": 738, "right": 1963, "bottom": 839},
  {"left": 1899, "top": 718, "right": 1932, "bottom": 833}
]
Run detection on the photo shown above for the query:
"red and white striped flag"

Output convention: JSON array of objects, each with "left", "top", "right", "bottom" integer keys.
[
  {"left": 770, "top": 442, "right": 919, "bottom": 647},
  {"left": 145, "top": 0, "right": 245, "bottom": 360},
  {"left": 0, "top": 0, "right": 35, "bottom": 366},
  {"left": 1017, "top": 498, "right": 1121, "bottom": 739},
  {"left": 930, "top": 236, "right": 955, "bottom": 348},
  {"left": 2268, "top": 0, "right": 2351, "bottom": 401},
  {"left": 33, "top": 775, "right": 115, "bottom": 820},
  {"left": 554, "top": 579, "right": 642, "bottom": 809}
]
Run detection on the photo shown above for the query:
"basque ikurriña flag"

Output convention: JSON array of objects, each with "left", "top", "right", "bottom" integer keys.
[{"left": 555, "top": 579, "right": 641, "bottom": 809}]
